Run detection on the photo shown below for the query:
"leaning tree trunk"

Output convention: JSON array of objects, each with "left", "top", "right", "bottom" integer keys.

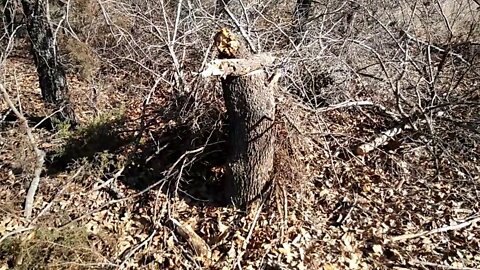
[
  {"left": 205, "top": 28, "right": 278, "bottom": 206},
  {"left": 21, "top": 0, "right": 76, "bottom": 124}
]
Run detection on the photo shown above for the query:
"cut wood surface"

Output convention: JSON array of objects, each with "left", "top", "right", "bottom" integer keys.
[
  {"left": 203, "top": 28, "right": 278, "bottom": 205},
  {"left": 201, "top": 54, "right": 276, "bottom": 78}
]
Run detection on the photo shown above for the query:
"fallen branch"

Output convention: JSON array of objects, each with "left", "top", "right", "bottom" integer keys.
[
  {"left": 355, "top": 122, "right": 410, "bottom": 155},
  {"left": 295, "top": 100, "right": 402, "bottom": 121},
  {"left": 170, "top": 217, "right": 211, "bottom": 259},
  {"left": 409, "top": 259, "right": 480, "bottom": 270},
  {"left": 355, "top": 101, "right": 476, "bottom": 155},
  {"left": 403, "top": 31, "right": 471, "bottom": 65},
  {"left": 389, "top": 216, "right": 480, "bottom": 242},
  {"left": 299, "top": 99, "right": 411, "bottom": 156},
  {"left": 0, "top": 226, "right": 35, "bottom": 244},
  {"left": 318, "top": 100, "right": 401, "bottom": 120},
  {"left": 0, "top": 82, "right": 45, "bottom": 219},
  {"left": 355, "top": 109, "right": 428, "bottom": 155},
  {"left": 60, "top": 147, "right": 204, "bottom": 228}
]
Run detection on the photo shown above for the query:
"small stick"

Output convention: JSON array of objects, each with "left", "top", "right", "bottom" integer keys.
[
  {"left": 93, "top": 166, "right": 125, "bottom": 191},
  {"left": 30, "top": 166, "right": 85, "bottom": 224},
  {"left": 223, "top": 6, "right": 257, "bottom": 53},
  {"left": 0, "top": 226, "right": 35, "bottom": 244},
  {"left": 389, "top": 216, "right": 480, "bottom": 242},
  {"left": 170, "top": 218, "right": 211, "bottom": 258},
  {"left": 233, "top": 186, "right": 273, "bottom": 269},
  {"left": 243, "top": 200, "right": 265, "bottom": 250},
  {"left": 409, "top": 259, "right": 480, "bottom": 270},
  {"left": 118, "top": 229, "right": 157, "bottom": 270}
]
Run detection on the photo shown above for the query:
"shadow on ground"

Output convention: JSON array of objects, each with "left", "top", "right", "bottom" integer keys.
[
  {"left": 45, "top": 111, "right": 133, "bottom": 173},
  {"left": 45, "top": 93, "right": 230, "bottom": 207}
]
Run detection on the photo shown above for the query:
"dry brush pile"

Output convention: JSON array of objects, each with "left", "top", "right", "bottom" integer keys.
[{"left": 1, "top": 0, "right": 479, "bottom": 269}]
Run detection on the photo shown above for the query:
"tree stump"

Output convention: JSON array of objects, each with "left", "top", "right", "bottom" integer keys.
[{"left": 204, "top": 28, "right": 278, "bottom": 206}]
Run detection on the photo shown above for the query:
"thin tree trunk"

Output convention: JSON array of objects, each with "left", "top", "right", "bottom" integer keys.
[{"left": 21, "top": 0, "right": 76, "bottom": 124}]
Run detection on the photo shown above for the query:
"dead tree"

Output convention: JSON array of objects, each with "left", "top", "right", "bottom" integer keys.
[
  {"left": 294, "top": 0, "right": 313, "bottom": 40},
  {"left": 203, "top": 28, "right": 278, "bottom": 206},
  {"left": 21, "top": 0, "right": 76, "bottom": 124}
]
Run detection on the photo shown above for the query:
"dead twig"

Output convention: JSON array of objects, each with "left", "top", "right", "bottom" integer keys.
[
  {"left": 0, "top": 226, "right": 35, "bottom": 244},
  {"left": 119, "top": 229, "right": 158, "bottom": 270},
  {"left": 409, "top": 259, "right": 480, "bottom": 270},
  {"left": 93, "top": 166, "right": 125, "bottom": 192},
  {"left": 389, "top": 216, "right": 480, "bottom": 242},
  {"left": 170, "top": 217, "right": 211, "bottom": 258},
  {"left": 30, "top": 166, "right": 84, "bottom": 224},
  {"left": 223, "top": 5, "right": 257, "bottom": 54}
]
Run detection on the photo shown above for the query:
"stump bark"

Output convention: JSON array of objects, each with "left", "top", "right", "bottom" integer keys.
[
  {"left": 206, "top": 28, "right": 277, "bottom": 206},
  {"left": 221, "top": 70, "right": 276, "bottom": 205}
]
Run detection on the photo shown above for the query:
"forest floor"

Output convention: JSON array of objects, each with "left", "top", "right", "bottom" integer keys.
[{"left": 1, "top": 41, "right": 480, "bottom": 270}]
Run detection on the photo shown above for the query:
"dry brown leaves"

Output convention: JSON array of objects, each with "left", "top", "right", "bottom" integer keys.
[{"left": 1, "top": 52, "right": 480, "bottom": 270}]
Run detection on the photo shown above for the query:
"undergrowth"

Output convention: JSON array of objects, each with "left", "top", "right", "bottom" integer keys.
[{"left": 0, "top": 227, "right": 102, "bottom": 270}]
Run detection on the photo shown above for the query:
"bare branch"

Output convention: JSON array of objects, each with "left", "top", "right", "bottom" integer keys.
[
  {"left": 223, "top": 5, "right": 257, "bottom": 53},
  {"left": 389, "top": 216, "right": 480, "bottom": 242},
  {"left": 355, "top": 123, "right": 409, "bottom": 155},
  {"left": 170, "top": 217, "right": 211, "bottom": 258},
  {"left": 0, "top": 82, "right": 45, "bottom": 219},
  {"left": 409, "top": 259, "right": 480, "bottom": 270}
]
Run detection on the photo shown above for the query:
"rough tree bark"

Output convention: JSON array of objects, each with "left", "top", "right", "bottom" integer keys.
[
  {"left": 21, "top": 0, "right": 76, "bottom": 124},
  {"left": 208, "top": 28, "right": 277, "bottom": 206},
  {"left": 221, "top": 71, "right": 276, "bottom": 205}
]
